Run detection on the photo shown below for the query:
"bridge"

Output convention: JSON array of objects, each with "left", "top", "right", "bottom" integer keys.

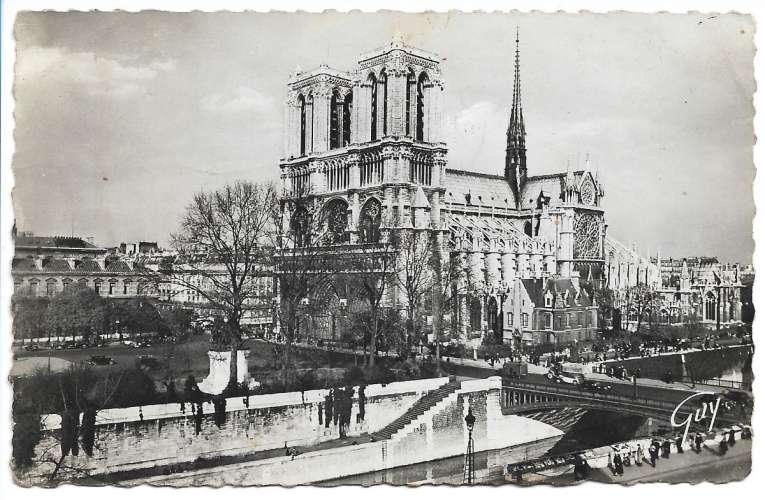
[{"left": 501, "top": 380, "right": 743, "bottom": 425}]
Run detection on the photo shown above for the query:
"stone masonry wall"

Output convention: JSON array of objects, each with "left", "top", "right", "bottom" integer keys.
[
  {"left": 119, "top": 377, "right": 564, "bottom": 486},
  {"left": 29, "top": 378, "right": 449, "bottom": 480}
]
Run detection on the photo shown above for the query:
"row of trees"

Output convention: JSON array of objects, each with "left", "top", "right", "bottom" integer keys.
[
  {"left": 12, "top": 287, "right": 194, "bottom": 344},
  {"left": 592, "top": 283, "right": 722, "bottom": 339}
]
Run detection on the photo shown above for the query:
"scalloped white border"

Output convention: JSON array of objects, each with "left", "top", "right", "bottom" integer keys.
[{"left": 1, "top": 1, "right": 762, "bottom": 499}]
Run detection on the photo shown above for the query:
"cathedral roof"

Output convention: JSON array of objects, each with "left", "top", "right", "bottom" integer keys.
[
  {"left": 521, "top": 171, "right": 586, "bottom": 209},
  {"left": 443, "top": 169, "right": 516, "bottom": 209}
]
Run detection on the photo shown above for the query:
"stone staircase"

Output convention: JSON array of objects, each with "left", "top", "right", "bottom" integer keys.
[{"left": 370, "top": 378, "right": 462, "bottom": 441}]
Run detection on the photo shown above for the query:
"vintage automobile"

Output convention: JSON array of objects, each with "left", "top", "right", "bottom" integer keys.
[
  {"left": 546, "top": 362, "right": 586, "bottom": 385},
  {"left": 579, "top": 380, "right": 612, "bottom": 392},
  {"left": 87, "top": 355, "right": 117, "bottom": 366}
]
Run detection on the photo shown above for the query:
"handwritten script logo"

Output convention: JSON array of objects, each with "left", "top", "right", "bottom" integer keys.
[{"left": 670, "top": 392, "right": 721, "bottom": 445}]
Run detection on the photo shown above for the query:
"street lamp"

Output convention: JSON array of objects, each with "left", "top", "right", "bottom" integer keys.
[{"left": 463, "top": 408, "right": 476, "bottom": 484}]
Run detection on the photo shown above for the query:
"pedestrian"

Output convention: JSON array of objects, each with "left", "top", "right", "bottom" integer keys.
[
  {"left": 675, "top": 435, "right": 684, "bottom": 453},
  {"left": 635, "top": 444, "right": 644, "bottom": 466},
  {"left": 694, "top": 432, "right": 703, "bottom": 453},
  {"left": 649, "top": 441, "right": 659, "bottom": 467},
  {"left": 574, "top": 455, "right": 589, "bottom": 480},
  {"left": 613, "top": 453, "right": 624, "bottom": 476},
  {"left": 719, "top": 438, "right": 729, "bottom": 456},
  {"left": 727, "top": 430, "right": 736, "bottom": 447},
  {"left": 662, "top": 439, "right": 671, "bottom": 458}
]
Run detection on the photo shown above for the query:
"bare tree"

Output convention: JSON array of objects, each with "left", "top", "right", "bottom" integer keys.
[
  {"left": 390, "top": 230, "right": 434, "bottom": 354},
  {"left": 430, "top": 241, "right": 473, "bottom": 372},
  {"left": 145, "top": 181, "right": 275, "bottom": 392},
  {"left": 624, "top": 283, "right": 659, "bottom": 335},
  {"left": 346, "top": 237, "right": 397, "bottom": 367},
  {"left": 13, "top": 364, "right": 128, "bottom": 484},
  {"left": 270, "top": 186, "right": 336, "bottom": 384}
]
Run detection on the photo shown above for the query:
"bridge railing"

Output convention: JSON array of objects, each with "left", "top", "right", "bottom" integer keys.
[
  {"left": 676, "top": 376, "right": 751, "bottom": 391},
  {"left": 501, "top": 380, "right": 679, "bottom": 413}
]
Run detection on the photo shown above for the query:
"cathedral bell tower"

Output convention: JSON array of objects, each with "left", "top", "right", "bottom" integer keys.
[{"left": 505, "top": 29, "right": 527, "bottom": 207}]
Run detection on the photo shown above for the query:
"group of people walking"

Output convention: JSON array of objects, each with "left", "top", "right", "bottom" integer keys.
[{"left": 609, "top": 427, "right": 748, "bottom": 477}]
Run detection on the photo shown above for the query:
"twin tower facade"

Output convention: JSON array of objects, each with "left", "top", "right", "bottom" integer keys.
[{"left": 277, "top": 37, "right": 643, "bottom": 345}]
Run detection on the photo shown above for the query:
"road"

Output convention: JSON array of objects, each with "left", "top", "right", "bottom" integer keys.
[{"left": 443, "top": 362, "right": 699, "bottom": 405}]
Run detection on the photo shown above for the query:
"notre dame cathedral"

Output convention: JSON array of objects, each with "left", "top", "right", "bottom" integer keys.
[{"left": 277, "top": 35, "right": 667, "bottom": 348}]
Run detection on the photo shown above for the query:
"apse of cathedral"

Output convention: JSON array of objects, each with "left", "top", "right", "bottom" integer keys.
[{"left": 277, "top": 36, "right": 740, "bottom": 345}]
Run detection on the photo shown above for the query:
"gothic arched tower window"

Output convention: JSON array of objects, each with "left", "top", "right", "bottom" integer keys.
[
  {"left": 324, "top": 199, "right": 349, "bottom": 244},
  {"left": 359, "top": 198, "right": 382, "bottom": 243},
  {"left": 298, "top": 94, "right": 306, "bottom": 156},
  {"left": 330, "top": 90, "right": 340, "bottom": 150},
  {"left": 368, "top": 73, "right": 378, "bottom": 141},
  {"left": 416, "top": 72, "right": 428, "bottom": 141},
  {"left": 290, "top": 206, "right": 310, "bottom": 248},
  {"left": 406, "top": 69, "right": 416, "bottom": 137},
  {"left": 306, "top": 93, "right": 315, "bottom": 153},
  {"left": 379, "top": 69, "right": 388, "bottom": 136},
  {"left": 343, "top": 91, "right": 353, "bottom": 146}
]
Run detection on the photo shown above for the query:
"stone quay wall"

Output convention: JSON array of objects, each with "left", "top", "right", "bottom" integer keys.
[
  {"left": 119, "top": 377, "right": 564, "bottom": 486},
  {"left": 28, "top": 377, "right": 450, "bottom": 481}
]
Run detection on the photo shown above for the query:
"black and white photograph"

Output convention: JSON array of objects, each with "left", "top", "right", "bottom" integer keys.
[{"left": 1, "top": 2, "right": 760, "bottom": 490}]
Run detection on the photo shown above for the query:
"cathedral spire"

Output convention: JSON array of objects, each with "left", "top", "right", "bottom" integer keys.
[{"left": 505, "top": 26, "right": 528, "bottom": 206}]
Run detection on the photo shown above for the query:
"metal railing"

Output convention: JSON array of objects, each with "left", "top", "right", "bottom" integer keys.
[
  {"left": 501, "top": 380, "right": 678, "bottom": 413},
  {"left": 676, "top": 376, "right": 750, "bottom": 391}
]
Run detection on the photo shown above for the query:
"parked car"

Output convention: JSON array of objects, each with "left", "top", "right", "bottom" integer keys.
[
  {"left": 87, "top": 355, "right": 117, "bottom": 366},
  {"left": 62, "top": 340, "right": 85, "bottom": 350},
  {"left": 23, "top": 344, "right": 40, "bottom": 352},
  {"left": 137, "top": 340, "right": 153, "bottom": 348},
  {"left": 122, "top": 340, "right": 139, "bottom": 348}
]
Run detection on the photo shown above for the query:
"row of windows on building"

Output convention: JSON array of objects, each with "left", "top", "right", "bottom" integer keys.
[
  {"left": 502, "top": 310, "right": 595, "bottom": 331},
  {"left": 14, "top": 279, "right": 149, "bottom": 298},
  {"left": 297, "top": 70, "right": 431, "bottom": 157}
]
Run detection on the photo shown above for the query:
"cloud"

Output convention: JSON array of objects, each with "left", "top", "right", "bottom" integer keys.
[
  {"left": 15, "top": 46, "right": 176, "bottom": 99},
  {"left": 201, "top": 85, "right": 274, "bottom": 114}
]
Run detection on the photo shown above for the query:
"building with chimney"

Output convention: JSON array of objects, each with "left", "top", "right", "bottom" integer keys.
[{"left": 11, "top": 231, "right": 157, "bottom": 299}]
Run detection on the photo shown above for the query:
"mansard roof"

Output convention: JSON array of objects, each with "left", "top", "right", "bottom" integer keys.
[
  {"left": 75, "top": 259, "right": 103, "bottom": 272},
  {"left": 42, "top": 258, "right": 72, "bottom": 272},
  {"left": 105, "top": 260, "right": 132, "bottom": 272},
  {"left": 443, "top": 169, "right": 516, "bottom": 209},
  {"left": 15, "top": 235, "right": 99, "bottom": 249},
  {"left": 12, "top": 258, "right": 39, "bottom": 271}
]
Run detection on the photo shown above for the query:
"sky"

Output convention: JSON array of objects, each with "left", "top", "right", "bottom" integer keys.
[{"left": 10, "top": 11, "right": 756, "bottom": 264}]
